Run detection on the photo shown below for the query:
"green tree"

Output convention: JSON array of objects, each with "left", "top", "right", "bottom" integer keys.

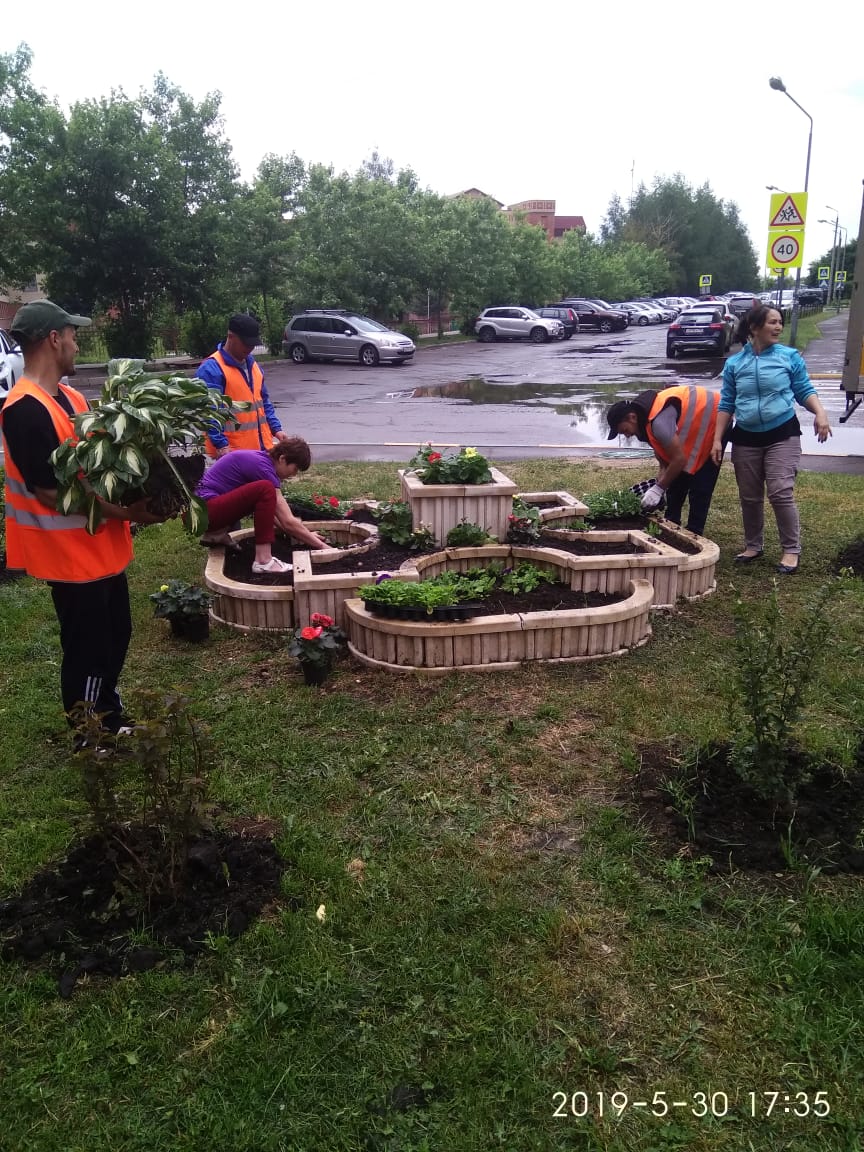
[{"left": 602, "top": 174, "right": 759, "bottom": 293}]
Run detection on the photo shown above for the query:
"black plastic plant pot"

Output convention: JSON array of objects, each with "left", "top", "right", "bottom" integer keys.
[
  {"left": 301, "top": 660, "right": 330, "bottom": 686},
  {"left": 169, "top": 613, "right": 210, "bottom": 642}
]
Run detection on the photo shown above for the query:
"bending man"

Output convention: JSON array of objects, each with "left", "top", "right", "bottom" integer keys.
[{"left": 606, "top": 385, "right": 723, "bottom": 536}]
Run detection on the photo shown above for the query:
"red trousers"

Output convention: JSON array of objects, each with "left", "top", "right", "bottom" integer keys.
[{"left": 205, "top": 481, "right": 276, "bottom": 544}]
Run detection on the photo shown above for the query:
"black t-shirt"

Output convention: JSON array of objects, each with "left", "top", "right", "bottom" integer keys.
[{"left": 2, "top": 391, "right": 77, "bottom": 492}]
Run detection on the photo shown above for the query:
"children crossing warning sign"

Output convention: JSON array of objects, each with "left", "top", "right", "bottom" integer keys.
[{"left": 768, "top": 192, "right": 808, "bottom": 229}]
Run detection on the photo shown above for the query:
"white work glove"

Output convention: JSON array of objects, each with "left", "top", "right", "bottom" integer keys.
[{"left": 640, "top": 483, "right": 665, "bottom": 512}]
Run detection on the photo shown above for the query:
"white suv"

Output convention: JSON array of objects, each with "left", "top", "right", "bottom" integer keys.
[
  {"left": 474, "top": 307, "right": 563, "bottom": 343},
  {"left": 0, "top": 328, "right": 24, "bottom": 408}
]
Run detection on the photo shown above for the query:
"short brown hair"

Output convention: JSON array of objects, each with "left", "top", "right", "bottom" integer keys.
[{"left": 269, "top": 436, "right": 311, "bottom": 471}]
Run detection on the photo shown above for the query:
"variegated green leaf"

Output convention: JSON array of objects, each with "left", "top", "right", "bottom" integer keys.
[
  {"left": 85, "top": 494, "right": 104, "bottom": 535},
  {"left": 182, "top": 496, "right": 209, "bottom": 536},
  {"left": 120, "top": 445, "right": 146, "bottom": 477},
  {"left": 111, "top": 413, "right": 128, "bottom": 442},
  {"left": 102, "top": 471, "right": 117, "bottom": 499}
]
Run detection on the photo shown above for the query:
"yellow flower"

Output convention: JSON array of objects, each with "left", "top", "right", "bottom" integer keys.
[
  {"left": 464, "top": 447, "right": 478, "bottom": 458},
  {"left": 160, "top": 584, "right": 169, "bottom": 592}
]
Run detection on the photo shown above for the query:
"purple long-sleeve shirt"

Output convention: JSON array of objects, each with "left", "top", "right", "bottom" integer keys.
[{"left": 196, "top": 450, "right": 280, "bottom": 501}]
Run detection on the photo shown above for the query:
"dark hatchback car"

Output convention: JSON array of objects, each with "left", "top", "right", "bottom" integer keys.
[
  {"left": 532, "top": 306, "right": 580, "bottom": 338},
  {"left": 556, "top": 299, "right": 629, "bottom": 333},
  {"left": 666, "top": 306, "right": 735, "bottom": 358}
]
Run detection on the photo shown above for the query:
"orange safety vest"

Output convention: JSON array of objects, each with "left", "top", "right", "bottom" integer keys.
[
  {"left": 645, "top": 386, "right": 719, "bottom": 475},
  {"left": 205, "top": 350, "right": 274, "bottom": 457},
  {"left": 0, "top": 378, "right": 133, "bottom": 582}
]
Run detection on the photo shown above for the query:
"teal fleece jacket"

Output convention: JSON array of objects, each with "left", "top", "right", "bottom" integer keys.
[{"left": 720, "top": 342, "right": 816, "bottom": 432}]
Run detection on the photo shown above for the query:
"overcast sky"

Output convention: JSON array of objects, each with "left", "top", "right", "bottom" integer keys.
[{"left": 14, "top": 0, "right": 863, "bottom": 278}]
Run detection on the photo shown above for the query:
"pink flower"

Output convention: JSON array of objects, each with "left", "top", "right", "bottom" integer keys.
[
  {"left": 311, "top": 613, "right": 334, "bottom": 627},
  {"left": 329, "top": 496, "right": 340, "bottom": 508},
  {"left": 313, "top": 495, "right": 324, "bottom": 506},
  {"left": 300, "top": 626, "right": 323, "bottom": 641}
]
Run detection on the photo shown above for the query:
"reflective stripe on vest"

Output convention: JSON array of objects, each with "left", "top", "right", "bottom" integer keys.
[
  {"left": 646, "top": 386, "right": 719, "bottom": 474},
  {"left": 205, "top": 350, "right": 274, "bottom": 456},
  {"left": 0, "top": 378, "right": 133, "bottom": 582}
]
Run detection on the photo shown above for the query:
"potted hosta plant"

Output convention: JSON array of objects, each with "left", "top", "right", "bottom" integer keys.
[
  {"left": 51, "top": 359, "right": 248, "bottom": 535},
  {"left": 150, "top": 580, "right": 213, "bottom": 641},
  {"left": 287, "top": 613, "right": 347, "bottom": 685}
]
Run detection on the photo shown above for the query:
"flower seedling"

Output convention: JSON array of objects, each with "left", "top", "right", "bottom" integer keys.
[
  {"left": 287, "top": 613, "right": 347, "bottom": 667},
  {"left": 445, "top": 520, "right": 495, "bottom": 547},
  {"left": 407, "top": 444, "right": 493, "bottom": 485},
  {"left": 150, "top": 580, "right": 212, "bottom": 620}
]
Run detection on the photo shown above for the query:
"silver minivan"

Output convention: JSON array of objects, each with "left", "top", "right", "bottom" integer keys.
[{"left": 283, "top": 310, "right": 415, "bottom": 366}]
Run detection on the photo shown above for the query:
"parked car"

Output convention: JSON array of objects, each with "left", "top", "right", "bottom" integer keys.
[
  {"left": 474, "top": 307, "right": 563, "bottom": 343},
  {"left": 640, "top": 299, "right": 677, "bottom": 322},
  {"left": 796, "top": 287, "right": 825, "bottom": 306},
  {"left": 666, "top": 306, "right": 736, "bottom": 358},
  {"left": 0, "top": 328, "right": 24, "bottom": 408},
  {"left": 557, "top": 300, "right": 629, "bottom": 333},
  {"left": 726, "top": 294, "right": 759, "bottom": 318},
  {"left": 531, "top": 306, "right": 580, "bottom": 339},
  {"left": 613, "top": 301, "right": 664, "bottom": 326},
  {"left": 282, "top": 310, "right": 415, "bottom": 366}
]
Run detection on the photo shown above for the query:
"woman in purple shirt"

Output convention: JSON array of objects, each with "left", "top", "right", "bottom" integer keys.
[{"left": 197, "top": 437, "right": 328, "bottom": 573}]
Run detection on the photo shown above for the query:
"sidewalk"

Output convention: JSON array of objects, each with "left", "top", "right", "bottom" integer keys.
[{"left": 801, "top": 310, "right": 849, "bottom": 377}]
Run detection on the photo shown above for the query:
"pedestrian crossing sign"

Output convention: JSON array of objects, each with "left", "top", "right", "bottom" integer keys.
[
  {"left": 818, "top": 266, "right": 830, "bottom": 280},
  {"left": 768, "top": 192, "right": 807, "bottom": 229}
]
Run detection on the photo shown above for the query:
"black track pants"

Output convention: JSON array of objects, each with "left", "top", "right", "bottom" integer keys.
[{"left": 48, "top": 571, "right": 132, "bottom": 732}]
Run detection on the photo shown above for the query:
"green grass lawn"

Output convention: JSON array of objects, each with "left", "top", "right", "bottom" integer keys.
[{"left": 2, "top": 458, "right": 864, "bottom": 1151}]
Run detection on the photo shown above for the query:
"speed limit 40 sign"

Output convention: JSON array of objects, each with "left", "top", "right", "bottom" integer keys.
[{"left": 765, "top": 229, "right": 803, "bottom": 269}]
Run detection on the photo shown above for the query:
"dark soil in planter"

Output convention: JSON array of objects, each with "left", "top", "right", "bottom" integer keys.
[
  {"left": 0, "top": 825, "right": 289, "bottom": 996},
  {"left": 308, "top": 539, "right": 437, "bottom": 576},
  {"left": 223, "top": 536, "right": 297, "bottom": 585},
  {"left": 632, "top": 741, "right": 864, "bottom": 874},
  {"left": 587, "top": 517, "right": 701, "bottom": 554},
  {"left": 537, "top": 532, "right": 639, "bottom": 556},
  {"left": 831, "top": 534, "right": 864, "bottom": 577}
]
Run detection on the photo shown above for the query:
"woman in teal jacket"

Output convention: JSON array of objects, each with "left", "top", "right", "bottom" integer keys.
[{"left": 710, "top": 305, "right": 831, "bottom": 574}]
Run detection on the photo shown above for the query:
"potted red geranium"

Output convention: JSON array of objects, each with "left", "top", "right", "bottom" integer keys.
[{"left": 287, "top": 613, "right": 347, "bottom": 685}]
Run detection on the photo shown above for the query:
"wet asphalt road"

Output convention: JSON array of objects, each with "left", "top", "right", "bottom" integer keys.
[
  {"left": 255, "top": 324, "right": 727, "bottom": 461},
  {"left": 65, "top": 318, "right": 862, "bottom": 470}
]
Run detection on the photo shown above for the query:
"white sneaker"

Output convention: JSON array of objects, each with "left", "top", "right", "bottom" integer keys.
[{"left": 252, "top": 556, "right": 293, "bottom": 574}]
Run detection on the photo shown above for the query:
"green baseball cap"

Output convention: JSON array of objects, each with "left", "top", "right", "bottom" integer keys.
[{"left": 10, "top": 300, "right": 92, "bottom": 342}]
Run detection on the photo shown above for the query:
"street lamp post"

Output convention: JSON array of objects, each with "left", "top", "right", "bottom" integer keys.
[
  {"left": 820, "top": 207, "right": 840, "bottom": 301},
  {"left": 769, "top": 77, "right": 813, "bottom": 346}
]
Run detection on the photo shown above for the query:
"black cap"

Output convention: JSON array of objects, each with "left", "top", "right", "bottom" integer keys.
[
  {"left": 606, "top": 400, "right": 633, "bottom": 439},
  {"left": 227, "top": 313, "right": 260, "bottom": 345}
]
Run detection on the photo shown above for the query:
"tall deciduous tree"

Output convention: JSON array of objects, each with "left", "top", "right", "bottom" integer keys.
[{"left": 601, "top": 174, "right": 759, "bottom": 293}]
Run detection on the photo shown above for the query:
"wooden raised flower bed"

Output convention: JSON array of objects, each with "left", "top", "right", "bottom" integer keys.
[
  {"left": 292, "top": 552, "right": 420, "bottom": 630},
  {"left": 203, "top": 522, "right": 378, "bottom": 633},
  {"left": 399, "top": 467, "right": 517, "bottom": 544},
  {"left": 531, "top": 529, "right": 680, "bottom": 609},
  {"left": 344, "top": 570, "right": 654, "bottom": 674},
  {"left": 516, "top": 490, "right": 589, "bottom": 523},
  {"left": 649, "top": 520, "right": 720, "bottom": 601}
]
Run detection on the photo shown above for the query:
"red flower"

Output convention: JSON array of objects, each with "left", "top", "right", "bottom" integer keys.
[
  {"left": 310, "top": 613, "right": 334, "bottom": 627},
  {"left": 313, "top": 495, "right": 324, "bottom": 506},
  {"left": 427, "top": 452, "right": 442, "bottom": 463},
  {"left": 300, "top": 626, "right": 323, "bottom": 641},
  {"left": 329, "top": 496, "right": 340, "bottom": 508}
]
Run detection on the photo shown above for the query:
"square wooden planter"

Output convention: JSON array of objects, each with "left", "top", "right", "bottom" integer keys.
[{"left": 399, "top": 467, "right": 517, "bottom": 544}]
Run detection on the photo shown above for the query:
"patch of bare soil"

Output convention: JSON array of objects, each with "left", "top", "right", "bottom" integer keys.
[
  {"left": 832, "top": 535, "right": 864, "bottom": 577},
  {"left": 589, "top": 517, "right": 701, "bottom": 554},
  {"left": 538, "top": 532, "right": 638, "bottom": 556},
  {"left": 0, "top": 825, "right": 289, "bottom": 996},
  {"left": 632, "top": 742, "right": 864, "bottom": 874}
]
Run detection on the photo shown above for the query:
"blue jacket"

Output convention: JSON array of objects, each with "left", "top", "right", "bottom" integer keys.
[
  {"left": 196, "top": 343, "right": 282, "bottom": 451},
  {"left": 720, "top": 343, "right": 815, "bottom": 433}
]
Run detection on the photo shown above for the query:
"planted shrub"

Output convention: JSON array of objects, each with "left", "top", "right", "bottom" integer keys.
[
  {"left": 729, "top": 580, "right": 840, "bottom": 804},
  {"left": 506, "top": 499, "right": 542, "bottom": 544},
  {"left": 584, "top": 488, "right": 643, "bottom": 522},
  {"left": 372, "top": 501, "right": 435, "bottom": 550},
  {"left": 400, "top": 322, "right": 421, "bottom": 342},
  {"left": 445, "top": 519, "right": 494, "bottom": 547}
]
